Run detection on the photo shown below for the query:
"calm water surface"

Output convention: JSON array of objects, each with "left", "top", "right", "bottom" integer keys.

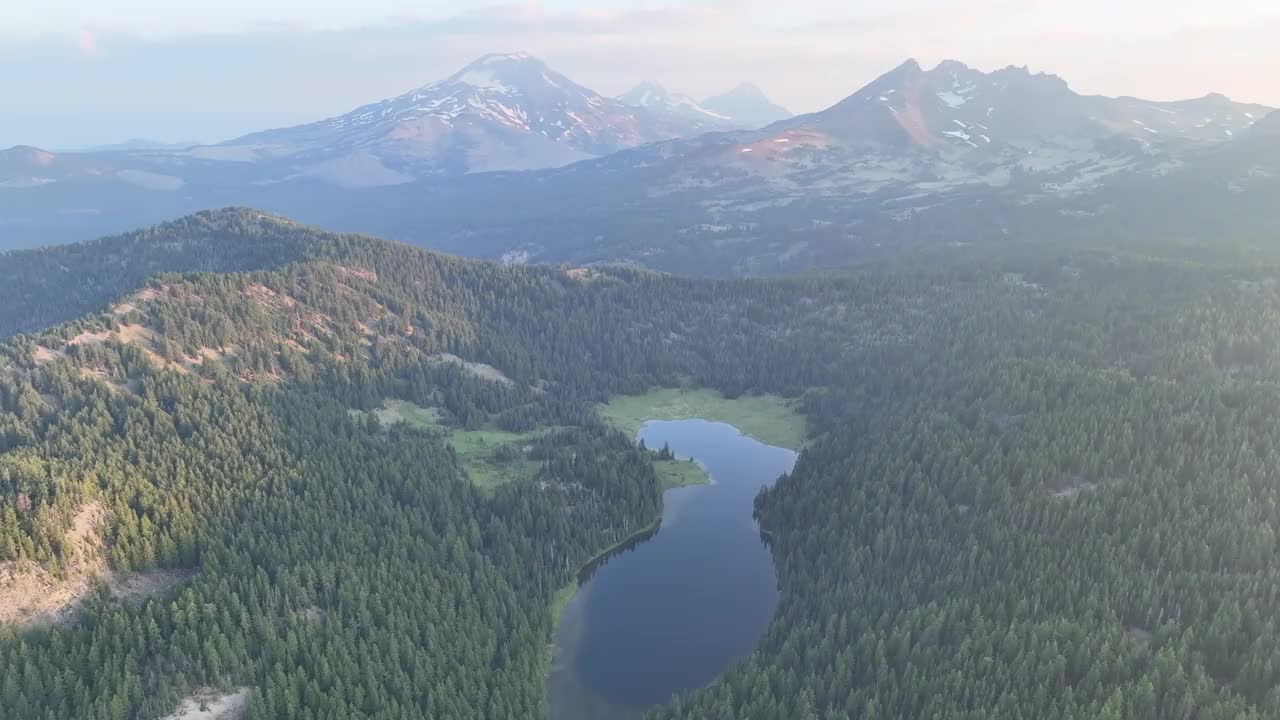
[{"left": 547, "top": 419, "right": 798, "bottom": 720}]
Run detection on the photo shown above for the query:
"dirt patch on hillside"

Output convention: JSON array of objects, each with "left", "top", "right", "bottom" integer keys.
[
  {"left": 429, "top": 353, "right": 515, "bottom": 386},
  {"left": 338, "top": 265, "right": 378, "bottom": 282},
  {"left": 0, "top": 502, "right": 195, "bottom": 629},
  {"left": 68, "top": 329, "right": 113, "bottom": 346},
  {"left": 181, "top": 347, "right": 230, "bottom": 368},
  {"left": 113, "top": 286, "right": 168, "bottom": 316},
  {"left": 244, "top": 283, "right": 297, "bottom": 309},
  {"left": 0, "top": 502, "right": 108, "bottom": 626},
  {"left": 112, "top": 322, "right": 192, "bottom": 373},
  {"left": 160, "top": 688, "right": 251, "bottom": 720},
  {"left": 109, "top": 568, "right": 198, "bottom": 603},
  {"left": 32, "top": 345, "right": 65, "bottom": 365},
  {"left": 1049, "top": 483, "right": 1097, "bottom": 500},
  {"left": 115, "top": 322, "right": 156, "bottom": 345}
]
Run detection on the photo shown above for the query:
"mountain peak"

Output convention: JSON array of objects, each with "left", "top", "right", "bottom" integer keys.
[
  {"left": 0, "top": 145, "right": 56, "bottom": 167},
  {"left": 719, "top": 83, "right": 769, "bottom": 100},
  {"left": 857, "top": 59, "right": 926, "bottom": 94},
  {"left": 617, "top": 82, "right": 736, "bottom": 128},
  {"left": 787, "top": 56, "right": 1260, "bottom": 153},
  {"left": 988, "top": 64, "right": 1072, "bottom": 94},
  {"left": 2, "top": 144, "right": 52, "bottom": 156},
  {"left": 896, "top": 58, "right": 924, "bottom": 74},
  {"left": 471, "top": 52, "right": 537, "bottom": 66},
  {"left": 701, "top": 83, "right": 792, "bottom": 129},
  {"left": 619, "top": 82, "right": 672, "bottom": 107},
  {"left": 226, "top": 53, "right": 720, "bottom": 178},
  {"left": 444, "top": 52, "right": 565, "bottom": 94},
  {"left": 933, "top": 59, "right": 972, "bottom": 72}
]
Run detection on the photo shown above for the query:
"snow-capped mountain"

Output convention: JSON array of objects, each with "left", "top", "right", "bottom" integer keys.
[
  {"left": 773, "top": 59, "right": 1268, "bottom": 151},
  {"left": 396, "top": 60, "right": 1276, "bottom": 274},
  {"left": 224, "top": 53, "right": 709, "bottom": 183},
  {"left": 602, "top": 59, "right": 1273, "bottom": 202},
  {"left": 701, "top": 84, "right": 792, "bottom": 129},
  {"left": 617, "top": 82, "right": 793, "bottom": 130},
  {"left": 617, "top": 82, "right": 738, "bottom": 130},
  {"left": 3, "top": 56, "right": 1278, "bottom": 270}
]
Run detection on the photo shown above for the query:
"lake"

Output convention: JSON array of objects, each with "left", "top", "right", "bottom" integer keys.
[{"left": 547, "top": 419, "right": 798, "bottom": 720}]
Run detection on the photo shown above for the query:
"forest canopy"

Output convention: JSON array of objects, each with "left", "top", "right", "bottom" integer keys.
[{"left": 4, "top": 209, "right": 1280, "bottom": 719}]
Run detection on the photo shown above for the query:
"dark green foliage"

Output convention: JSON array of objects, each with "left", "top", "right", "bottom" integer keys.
[{"left": 5, "top": 210, "right": 1280, "bottom": 720}]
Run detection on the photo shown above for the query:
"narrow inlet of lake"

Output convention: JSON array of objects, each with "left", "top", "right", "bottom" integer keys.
[{"left": 548, "top": 419, "right": 798, "bottom": 720}]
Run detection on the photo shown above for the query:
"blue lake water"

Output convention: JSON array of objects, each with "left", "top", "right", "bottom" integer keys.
[{"left": 547, "top": 419, "right": 798, "bottom": 720}]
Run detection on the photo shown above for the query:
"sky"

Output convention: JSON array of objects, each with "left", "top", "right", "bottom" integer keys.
[{"left": 3, "top": 0, "right": 1279, "bottom": 148}]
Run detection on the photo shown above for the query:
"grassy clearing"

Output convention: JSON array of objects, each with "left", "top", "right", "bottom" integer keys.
[
  {"left": 450, "top": 426, "right": 555, "bottom": 492},
  {"left": 654, "top": 458, "right": 710, "bottom": 491},
  {"left": 352, "top": 400, "right": 551, "bottom": 492},
  {"left": 381, "top": 399, "right": 442, "bottom": 429},
  {"left": 348, "top": 399, "right": 442, "bottom": 429},
  {"left": 600, "top": 387, "right": 806, "bottom": 450}
]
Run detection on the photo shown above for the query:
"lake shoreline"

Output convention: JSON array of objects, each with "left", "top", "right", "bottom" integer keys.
[
  {"left": 598, "top": 387, "right": 807, "bottom": 452},
  {"left": 550, "top": 475, "right": 691, "bottom": 634},
  {"left": 548, "top": 419, "right": 799, "bottom": 720}
]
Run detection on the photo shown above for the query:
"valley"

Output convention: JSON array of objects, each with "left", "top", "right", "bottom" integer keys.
[
  {"left": 5, "top": 210, "right": 1280, "bottom": 720},
  {"left": 6, "top": 5, "right": 1280, "bottom": 718},
  {"left": 5, "top": 0, "right": 1280, "bottom": 712}
]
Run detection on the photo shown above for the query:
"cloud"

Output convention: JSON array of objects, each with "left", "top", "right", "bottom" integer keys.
[
  {"left": 76, "top": 29, "right": 98, "bottom": 56},
  {"left": 392, "top": 2, "right": 729, "bottom": 38}
]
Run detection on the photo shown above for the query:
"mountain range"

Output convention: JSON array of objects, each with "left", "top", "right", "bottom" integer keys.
[
  {"left": 615, "top": 81, "right": 789, "bottom": 131},
  {"left": 1, "top": 55, "right": 1276, "bottom": 273}
]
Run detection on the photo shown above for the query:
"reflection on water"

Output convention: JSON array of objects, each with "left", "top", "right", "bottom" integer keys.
[{"left": 548, "top": 419, "right": 797, "bottom": 720}]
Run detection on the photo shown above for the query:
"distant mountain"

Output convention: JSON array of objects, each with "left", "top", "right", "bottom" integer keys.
[
  {"left": 73, "top": 139, "right": 200, "bottom": 153},
  {"left": 567, "top": 59, "right": 1271, "bottom": 212},
  {"left": 225, "top": 53, "right": 713, "bottom": 182},
  {"left": 0, "top": 53, "right": 722, "bottom": 207},
  {"left": 0, "top": 146, "right": 59, "bottom": 188},
  {"left": 701, "top": 84, "right": 792, "bottom": 128},
  {"left": 617, "top": 82, "right": 738, "bottom": 130},
  {"left": 775, "top": 59, "right": 1267, "bottom": 150},
  {"left": 2, "top": 57, "right": 1278, "bottom": 271},
  {"left": 342, "top": 60, "right": 1279, "bottom": 274},
  {"left": 617, "top": 82, "right": 791, "bottom": 130}
]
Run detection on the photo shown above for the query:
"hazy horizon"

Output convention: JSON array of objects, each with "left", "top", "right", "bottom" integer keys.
[{"left": 3, "top": 0, "right": 1279, "bottom": 148}]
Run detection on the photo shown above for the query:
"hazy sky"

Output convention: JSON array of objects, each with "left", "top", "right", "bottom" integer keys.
[{"left": 3, "top": 0, "right": 1279, "bottom": 148}]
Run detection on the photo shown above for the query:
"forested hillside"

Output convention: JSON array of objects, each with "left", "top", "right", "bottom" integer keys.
[
  {"left": 0, "top": 210, "right": 350, "bottom": 339},
  {"left": 5, "top": 210, "right": 1280, "bottom": 719}
]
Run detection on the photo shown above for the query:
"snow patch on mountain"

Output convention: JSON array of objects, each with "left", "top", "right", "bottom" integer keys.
[
  {"left": 618, "top": 82, "right": 736, "bottom": 128},
  {"left": 455, "top": 68, "right": 516, "bottom": 94},
  {"left": 220, "top": 53, "right": 715, "bottom": 179}
]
